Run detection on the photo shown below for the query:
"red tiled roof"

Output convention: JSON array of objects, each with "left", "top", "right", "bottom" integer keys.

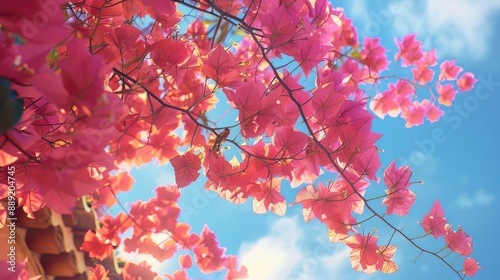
[{"left": 1, "top": 197, "right": 122, "bottom": 280}]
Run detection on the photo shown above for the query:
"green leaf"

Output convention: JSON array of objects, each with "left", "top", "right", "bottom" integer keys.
[{"left": 0, "top": 79, "right": 24, "bottom": 134}]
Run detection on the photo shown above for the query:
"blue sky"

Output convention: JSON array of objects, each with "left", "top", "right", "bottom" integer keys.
[{"left": 114, "top": 1, "right": 500, "bottom": 279}]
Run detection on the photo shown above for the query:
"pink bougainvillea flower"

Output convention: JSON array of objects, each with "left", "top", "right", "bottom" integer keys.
[
  {"left": 252, "top": 178, "right": 287, "bottom": 216},
  {"left": 344, "top": 233, "right": 382, "bottom": 271},
  {"left": 360, "top": 37, "right": 390, "bottom": 73},
  {"left": 445, "top": 226, "right": 474, "bottom": 256},
  {"left": 462, "top": 258, "right": 481, "bottom": 277},
  {"left": 401, "top": 101, "right": 428, "bottom": 128},
  {"left": 382, "top": 162, "right": 415, "bottom": 216},
  {"left": 394, "top": 34, "right": 423, "bottom": 66},
  {"left": 457, "top": 72, "right": 477, "bottom": 92},
  {"left": 436, "top": 84, "right": 458, "bottom": 106},
  {"left": 80, "top": 230, "right": 113, "bottom": 261},
  {"left": 382, "top": 189, "right": 415, "bottom": 215},
  {"left": 390, "top": 80, "right": 415, "bottom": 97},
  {"left": 193, "top": 225, "right": 226, "bottom": 273},
  {"left": 171, "top": 152, "right": 202, "bottom": 188},
  {"left": 383, "top": 161, "right": 411, "bottom": 190},
  {"left": 260, "top": 5, "right": 296, "bottom": 49},
  {"left": 426, "top": 102, "right": 444, "bottom": 123},
  {"left": 417, "top": 49, "right": 438, "bottom": 67},
  {"left": 411, "top": 66, "right": 434, "bottom": 85},
  {"left": 344, "top": 233, "right": 398, "bottom": 273},
  {"left": 439, "top": 60, "right": 463, "bottom": 81},
  {"left": 369, "top": 90, "right": 399, "bottom": 119},
  {"left": 421, "top": 200, "right": 448, "bottom": 238}
]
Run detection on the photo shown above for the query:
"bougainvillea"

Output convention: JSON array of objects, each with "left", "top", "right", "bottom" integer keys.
[{"left": 0, "top": 0, "right": 481, "bottom": 279}]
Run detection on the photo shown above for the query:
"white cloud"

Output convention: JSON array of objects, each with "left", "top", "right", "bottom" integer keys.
[
  {"left": 391, "top": 0, "right": 500, "bottom": 60},
  {"left": 238, "top": 217, "right": 304, "bottom": 280},
  {"left": 456, "top": 189, "right": 495, "bottom": 208},
  {"left": 457, "top": 194, "right": 474, "bottom": 208},
  {"left": 474, "top": 189, "right": 495, "bottom": 205},
  {"left": 238, "top": 216, "right": 356, "bottom": 280},
  {"left": 343, "top": 0, "right": 500, "bottom": 60},
  {"left": 314, "top": 246, "right": 353, "bottom": 280}
]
